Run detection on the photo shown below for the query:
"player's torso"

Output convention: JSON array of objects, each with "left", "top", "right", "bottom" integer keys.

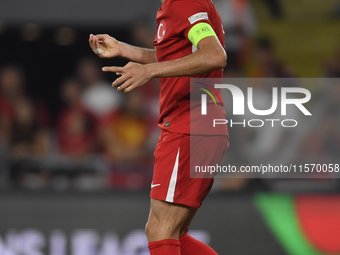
[{"left": 153, "top": 0, "right": 226, "bottom": 134}]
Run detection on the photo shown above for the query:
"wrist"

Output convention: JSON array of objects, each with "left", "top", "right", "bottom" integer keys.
[
  {"left": 118, "top": 41, "right": 127, "bottom": 58},
  {"left": 146, "top": 63, "right": 160, "bottom": 79}
]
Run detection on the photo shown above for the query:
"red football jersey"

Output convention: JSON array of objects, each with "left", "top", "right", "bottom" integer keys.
[{"left": 154, "top": 0, "right": 229, "bottom": 136}]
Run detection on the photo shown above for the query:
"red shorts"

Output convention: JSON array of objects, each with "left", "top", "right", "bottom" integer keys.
[{"left": 150, "top": 130, "right": 229, "bottom": 208}]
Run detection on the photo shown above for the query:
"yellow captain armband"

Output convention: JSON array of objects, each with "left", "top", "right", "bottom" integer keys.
[{"left": 188, "top": 22, "right": 217, "bottom": 48}]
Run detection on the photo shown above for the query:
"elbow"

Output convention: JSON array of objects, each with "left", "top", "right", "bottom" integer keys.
[
  {"left": 212, "top": 48, "right": 227, "bottom": 70},
  {"left": 217, "top": 49, "right": 227, "bottom": 69}
]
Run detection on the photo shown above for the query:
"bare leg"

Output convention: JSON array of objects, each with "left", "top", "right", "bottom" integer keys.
[
  {"left": 145, "top": 198, "right": 196, "bottom": 242},
  {"left": 146, "top": 199, "right": 218, "bottom": 255},
  {"left": 180, "top": 208, "right": 198, "bottom": 237}
]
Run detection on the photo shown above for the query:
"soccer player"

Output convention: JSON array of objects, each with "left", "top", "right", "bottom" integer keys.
[{"left": 89, "top": 0, "right": 229, "bottom": 254}]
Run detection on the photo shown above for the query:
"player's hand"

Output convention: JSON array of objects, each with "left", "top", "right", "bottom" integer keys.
[
  {"left": 102, "top": 62, "right": 152, "bottom": 93},
  {"left": 89, "top": 34, "right": 121, "bottom": 58}
]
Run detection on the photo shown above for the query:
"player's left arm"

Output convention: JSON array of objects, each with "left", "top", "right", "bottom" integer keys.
[
  {"left": 150, "top": 35, "right": 226, "bottom": 77},
  {"left": 103, "top": 27, "right": 226, "bottom": 93}
]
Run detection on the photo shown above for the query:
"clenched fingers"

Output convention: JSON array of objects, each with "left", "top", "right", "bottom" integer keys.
[{"left": 89, "top": 34, "right": 96, "bottom": 51}]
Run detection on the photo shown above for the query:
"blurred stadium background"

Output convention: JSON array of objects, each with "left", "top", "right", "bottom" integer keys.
[{"left": 0, "top": 0, "right": 340, "bottom": 254}]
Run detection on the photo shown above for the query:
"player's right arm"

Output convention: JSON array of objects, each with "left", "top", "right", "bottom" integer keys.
[{"left": 89, "top": 34, "right": 156, "bottom": 64}]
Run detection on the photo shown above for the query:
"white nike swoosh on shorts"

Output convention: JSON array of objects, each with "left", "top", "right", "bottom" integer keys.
[{"left": 151, "top": 184, "right": 161, "bottom": 188}]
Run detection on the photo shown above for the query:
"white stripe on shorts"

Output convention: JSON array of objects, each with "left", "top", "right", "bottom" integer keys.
[{"left": 166, "top": 148, "right": 180, "bottom": 203}]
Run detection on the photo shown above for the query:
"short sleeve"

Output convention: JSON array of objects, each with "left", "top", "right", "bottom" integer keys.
[{"left": 169, "top": 0, "right": 214, "bottom": 40}]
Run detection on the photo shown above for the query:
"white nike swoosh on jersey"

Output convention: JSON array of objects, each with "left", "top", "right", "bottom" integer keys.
[{"left": 151, "top": 184, "right": 161, "bottom": 188}]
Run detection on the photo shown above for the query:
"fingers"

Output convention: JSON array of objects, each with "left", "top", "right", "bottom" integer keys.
[
  {"left": 89, "top": 34, "right": 96, "bottom": 51},
  {"left": 95, "top": 37, "right": 102, "bottom": 55},
  {"left": 95, "top": 36, "right": 100, "bottom": 50},
  {"left": 102, "top": 66, "right": 127, "bottom": 88},
  {"left": 112, "top": 75, "right": 138, "bottom": 93},
  {"left": 112, "top": 75, "right": 128, "bottom": 88},
  {"left": 95, "top": 34, "right": 109, "bottom": 41},
  {"left": 102, "top": 62, "right": 146, "bottom": 93},
  {"left": 117, "top": 79, "right": 134, "bottom": 92},
  {"left": 123, "top": 83, "right": 138, "bottom": 93},
  {"left": 89, "top": 34, "right": 103, "bottom": 55},
  {"left": 102, "top": 66, "right": 123, "bottom": 74},
  {"left": 116, "top": 79, "right": 139, "bottom": 93},
  {"left": 89, "top": 34, "right": 109, "bottom": 46}
]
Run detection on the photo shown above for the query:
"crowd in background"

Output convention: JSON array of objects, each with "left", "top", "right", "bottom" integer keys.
[
  {"left": 0, "top": 58, "right": 160, "bottom": 190},
  {"left": 0, "top": 0, "right": 340, "bottom": 191}
]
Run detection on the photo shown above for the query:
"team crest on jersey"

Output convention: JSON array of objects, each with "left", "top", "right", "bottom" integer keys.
[
  {"left": 156, "top": 21, "right": 166, "bottom": 43},
  {"left": 188, "top": 12, "right": 209, "bottom": 24}
]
